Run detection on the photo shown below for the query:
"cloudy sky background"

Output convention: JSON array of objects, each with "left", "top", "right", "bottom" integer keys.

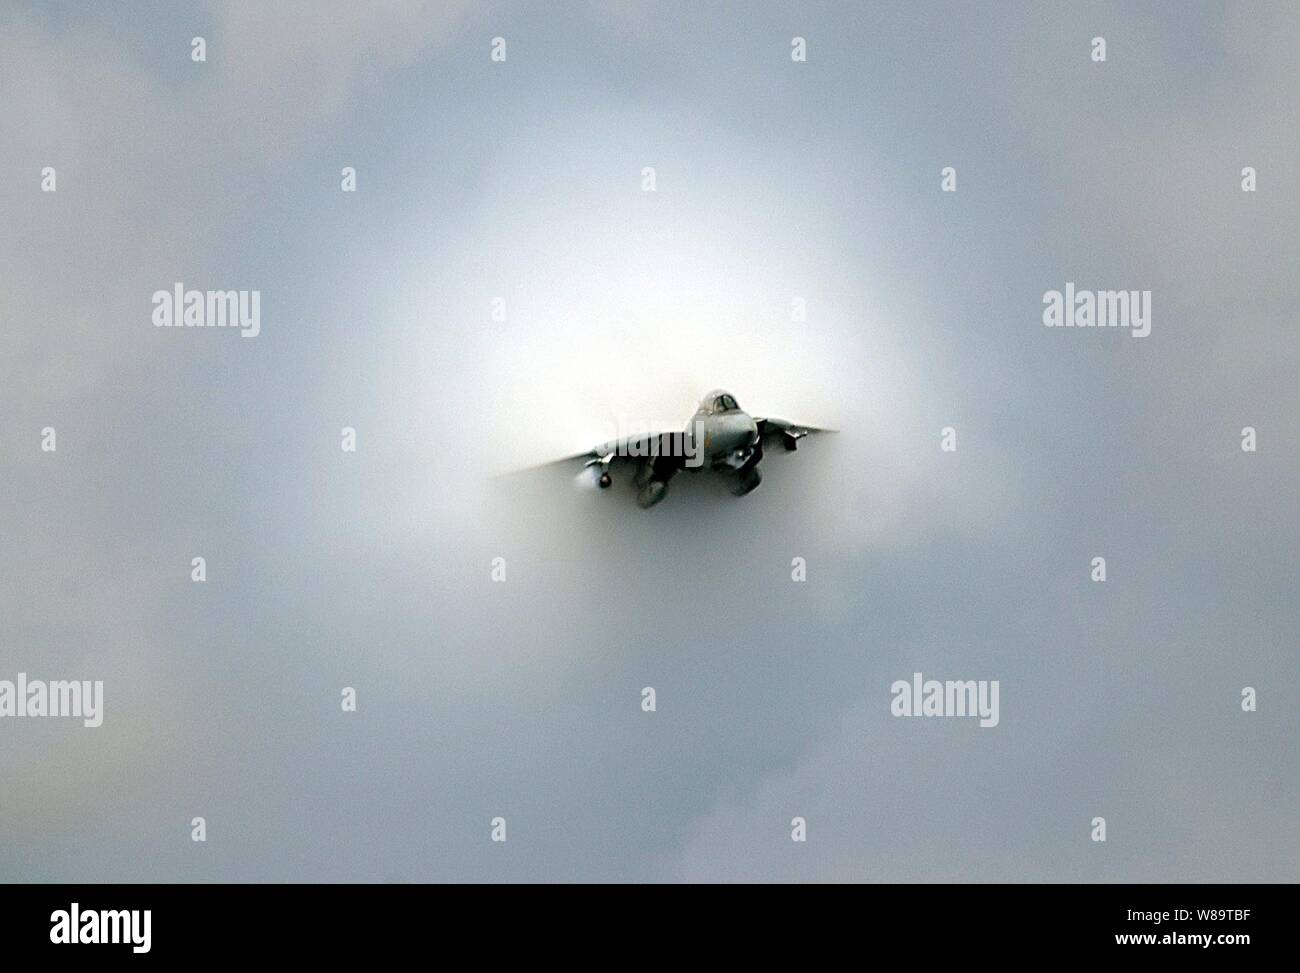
[{"left": 1, "top": 1, "right": 1296, "bottom": 881}]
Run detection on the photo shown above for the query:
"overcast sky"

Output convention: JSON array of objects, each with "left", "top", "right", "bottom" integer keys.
[{"left": 1, "top": 1, "right": 1296, "bottom": 882}]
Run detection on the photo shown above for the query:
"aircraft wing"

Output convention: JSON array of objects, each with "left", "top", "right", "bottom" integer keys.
[
  {"left": 590, "top": 432, "right": 682, "bottom": 462},
  {"left": 513, "top": 432, "right": 680, "bottom": 475},
  {"left": 754, "top": 417, "right": 836, "bottom": 451}
]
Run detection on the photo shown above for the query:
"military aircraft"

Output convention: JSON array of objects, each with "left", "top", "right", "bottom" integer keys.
[{"left": 543, "top": 390, "right": 832, "bottom": 508}]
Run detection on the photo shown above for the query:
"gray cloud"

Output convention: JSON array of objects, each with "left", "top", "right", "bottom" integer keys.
[{"left": 1, "top": 1, "right": 1295, "bottom": 882}]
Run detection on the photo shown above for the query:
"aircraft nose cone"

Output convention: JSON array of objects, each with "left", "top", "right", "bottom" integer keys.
[{"left": 729, "top": 416, "right": 759, "bottom": 455}]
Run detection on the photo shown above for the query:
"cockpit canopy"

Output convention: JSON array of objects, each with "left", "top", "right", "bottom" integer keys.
[{"left": 701, "top": 390, "right": 741, "bottom": 414}]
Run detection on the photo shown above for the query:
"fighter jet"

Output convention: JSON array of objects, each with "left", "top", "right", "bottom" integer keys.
[{"left": 546, "top": 390, "right": 832, "bottom": 508}]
